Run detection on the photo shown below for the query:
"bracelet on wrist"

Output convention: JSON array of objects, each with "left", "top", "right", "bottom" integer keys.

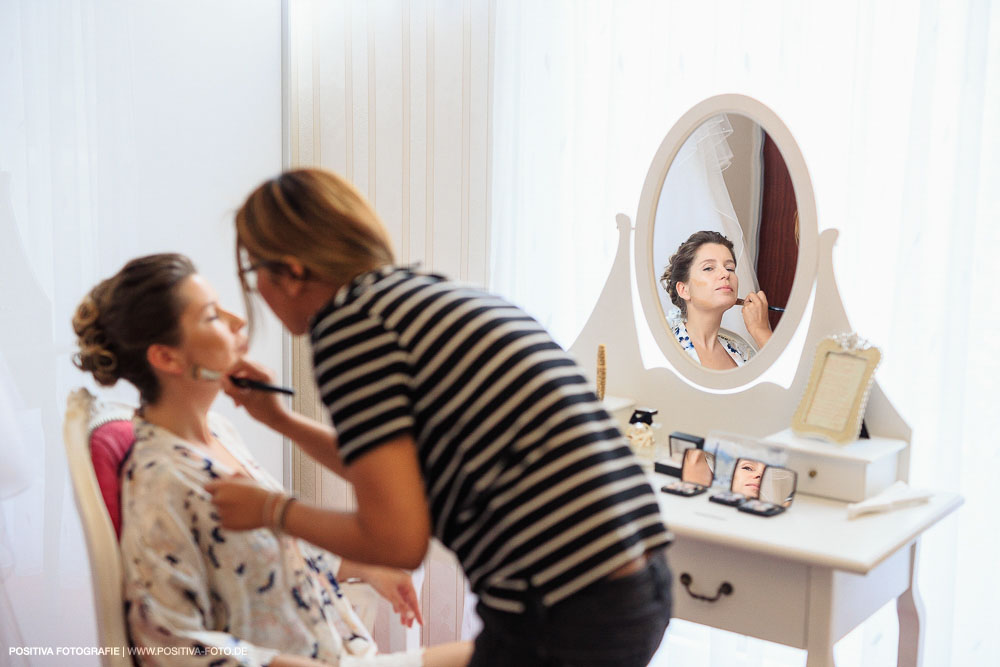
[
  {"left": 271, "top": 494, "right": 297, "bottom": 534},
  {"left": 261, "top": 491, "right": 279, "bottom": 530}
]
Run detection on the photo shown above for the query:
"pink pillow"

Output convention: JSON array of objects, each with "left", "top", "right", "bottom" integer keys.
[{"left": 89, "top": 420, "right": 136, "bottom": 539}]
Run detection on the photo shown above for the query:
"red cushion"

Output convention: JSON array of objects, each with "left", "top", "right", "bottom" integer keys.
[{"left": 89, "top": 420, "right": 136, "bottom": 539}]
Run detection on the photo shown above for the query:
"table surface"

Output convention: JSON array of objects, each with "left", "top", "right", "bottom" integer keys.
[{"left": 654, "top": 473, "right": 963, "bottom": 574}]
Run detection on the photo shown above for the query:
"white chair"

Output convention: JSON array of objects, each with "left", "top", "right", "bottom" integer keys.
[
  {"left": 63, "top": 388, "right": 134, "bottom": 667},
  {"left": 64, "top": 387, "right": 383, "bottom": 659}
]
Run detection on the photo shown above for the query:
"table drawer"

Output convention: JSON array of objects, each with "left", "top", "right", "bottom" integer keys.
[{"left": 666, "top": 536, "right": 808, "bottom": 648}]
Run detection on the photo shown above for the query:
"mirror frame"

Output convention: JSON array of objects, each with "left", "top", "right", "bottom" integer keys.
[{"left": 635, "top": 94, "right": 818, "bottom": 390}]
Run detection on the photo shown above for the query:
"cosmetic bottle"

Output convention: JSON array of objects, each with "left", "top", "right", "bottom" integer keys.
[{"left": 625, "top": 408, "right": 659, "bottom": 473}]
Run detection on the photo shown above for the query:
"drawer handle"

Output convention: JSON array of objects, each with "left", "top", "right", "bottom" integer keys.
[{"left": 679, "top": 573, "right": 734, "bottom": 602}]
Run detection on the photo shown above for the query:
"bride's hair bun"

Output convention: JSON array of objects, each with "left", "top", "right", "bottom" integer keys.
[
  {"left": 72, "top": 284, "right": 121, "bottom": 386},
  {"left": 71, "top": 254, "right": 197, "bottom": 403}
]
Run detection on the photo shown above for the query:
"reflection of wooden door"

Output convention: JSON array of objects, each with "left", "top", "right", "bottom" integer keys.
[{"left": 756, "top": 134, "right": 798, "bottom": 330}]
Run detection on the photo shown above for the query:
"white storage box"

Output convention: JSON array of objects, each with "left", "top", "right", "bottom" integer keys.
[{"left": 764, "top": 429, "right": 906, "bottom": 503}]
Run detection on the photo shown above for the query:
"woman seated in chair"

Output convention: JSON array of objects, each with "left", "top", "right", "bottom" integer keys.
[
  {"left": 72, "top": 254, "right": 471, "bottom": 667},
  {"left": 660, "top": 230, "right": 772, "bottom": 370}
]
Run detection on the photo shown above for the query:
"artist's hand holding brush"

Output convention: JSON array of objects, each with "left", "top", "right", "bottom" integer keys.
[
  {"left": 224, "top": 358, "right": 348, "bottom": 478},
  {"left": 222, "top": 359, "right": 289, "bottom": 427}
]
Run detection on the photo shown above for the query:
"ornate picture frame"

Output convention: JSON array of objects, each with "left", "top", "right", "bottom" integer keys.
[{"left": 791, "top": 333, "right": 881, "bottom": 444}]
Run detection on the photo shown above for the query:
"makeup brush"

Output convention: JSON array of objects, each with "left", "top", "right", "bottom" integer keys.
[
  {"left": 193, "top": 366, "right": 296, "bottom": 396},
  {"left": 735, "top": 297, "right": 785, "bottom": 313}
]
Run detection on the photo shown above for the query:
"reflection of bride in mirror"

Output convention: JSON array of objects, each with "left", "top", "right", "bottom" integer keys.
[
  {"left": 731, "top": 458, "right": 765, "bottom": 499},
  {"left": 660, "top": 231, "right": 773, "bottom": 370}
]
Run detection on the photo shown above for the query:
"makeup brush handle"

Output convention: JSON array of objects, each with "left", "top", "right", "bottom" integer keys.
[
  {"left": 735, "top": 297, "right": 785, "bottom": 313},
  {"left": 230, "top": 376, "right": 296, "bottom": 396}
]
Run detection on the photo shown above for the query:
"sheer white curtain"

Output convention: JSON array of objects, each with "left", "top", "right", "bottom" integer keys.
[
  {"left": 490, "top": 1, "right": 998, "bottom": 665},
  {"left": 490, "top": 1, "right": 658, "bottom": 347},
  {"left": 0, "top": 2, "right": 284, "bottom": 662},
  {"left": 284, "top": 0, "right": 494, "bottom": 648}
]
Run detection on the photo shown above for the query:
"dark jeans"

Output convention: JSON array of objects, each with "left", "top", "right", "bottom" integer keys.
[{"left": 468, "top": 550, "right": 672, "bottom": 667}]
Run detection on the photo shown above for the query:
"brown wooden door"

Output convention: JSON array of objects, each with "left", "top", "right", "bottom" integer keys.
[{"left": 755, "top": 133, "right": 798, "bottom": 330}]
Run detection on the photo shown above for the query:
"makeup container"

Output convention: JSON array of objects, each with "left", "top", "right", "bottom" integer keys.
[{"left": 655, "top": 431, "right": 705, "bottom": 478}]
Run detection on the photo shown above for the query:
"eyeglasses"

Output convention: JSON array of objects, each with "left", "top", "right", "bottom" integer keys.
[
  {"left": 238, "top": 245, "right": 314, "bottom": 292},
  {"left": 238, "top": 259, "right": 284, "bottom": 293}
]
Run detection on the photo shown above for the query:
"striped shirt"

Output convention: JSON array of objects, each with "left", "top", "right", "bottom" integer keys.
[{"left": 310, "top": 266, "right": 671, "bottom": 613}]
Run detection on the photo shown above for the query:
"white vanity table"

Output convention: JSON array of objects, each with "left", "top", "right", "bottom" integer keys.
[
  {"left": 568, "top": 94, "right": 962, "bottom": 666},
  {"left": 655, "top": 477, "right": 961, "bottom": 667}
]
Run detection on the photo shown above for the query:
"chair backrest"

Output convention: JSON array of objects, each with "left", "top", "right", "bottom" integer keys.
[
  {"left": 63, "top": 388, "right": 135, "bottom": 667},
  {"left": 90, "top": 418, "right": 135, "bottom": 539}
]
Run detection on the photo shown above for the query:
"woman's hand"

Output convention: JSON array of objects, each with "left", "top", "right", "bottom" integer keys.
[
  {"left": 223, "top": 358, "right": 290, "bottom": 430},
  {"left": 205, "top": 475, "right": 272, "bottom": 531},
  {"left": 275, "top": 435, "right": 432, "bottom": 569},
  {"left": 341, "top": 561, "right": 424, "bottom": 627},
  {"left": 741, "top": 290, "right": 773, "bottom": 348}
]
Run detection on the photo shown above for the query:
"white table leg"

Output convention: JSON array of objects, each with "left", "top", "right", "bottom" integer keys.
[
  {"left": 896, "top": 542, "right": 924, "bottom": 667},
  {"left": 805, "top": 567, "right": 836, "bottom": 667}
]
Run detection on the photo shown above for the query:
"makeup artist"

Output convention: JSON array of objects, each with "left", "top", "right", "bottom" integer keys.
[
  {"left": 206, "top": 167, "right": 673, "bottom": 667},
  {"left": 660, "top": 230, "right": 772, "bottom": 369}
]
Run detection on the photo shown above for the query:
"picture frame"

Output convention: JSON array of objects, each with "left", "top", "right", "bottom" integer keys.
[{"left": 791, "top": 333, "right": 881, "bottom": 444}]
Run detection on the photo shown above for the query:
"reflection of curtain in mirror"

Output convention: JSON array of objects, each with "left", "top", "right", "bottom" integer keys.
[
  {"left": 759, "top": 468, "right": 795, "bottom": 505},
  {"left": 653, "top": 114, "right": 759, "bottom": 346}
]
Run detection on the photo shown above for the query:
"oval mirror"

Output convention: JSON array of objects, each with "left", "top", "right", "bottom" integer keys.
[{"left": 635, "top": 95, "right": 817, "bottom": 390}]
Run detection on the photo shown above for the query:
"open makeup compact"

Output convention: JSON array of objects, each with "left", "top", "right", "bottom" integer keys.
[
  {"left": 569, "top": 94, "right": 961, "bottom": 666},
  {"left": 663, "top": 441, "right": 799, "bottom": 516}
]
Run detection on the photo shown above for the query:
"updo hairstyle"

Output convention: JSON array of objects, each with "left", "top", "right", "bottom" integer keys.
[
  {"left": 72, "top": 254, "right": 196, "bottom": 404},
  {"left": 659, "top": 231, "right": 736, "bottom": 318}
]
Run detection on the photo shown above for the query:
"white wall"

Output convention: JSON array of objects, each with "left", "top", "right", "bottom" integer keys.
[{"left": 0, "top": 1, "right": 285, "bottom": 663}]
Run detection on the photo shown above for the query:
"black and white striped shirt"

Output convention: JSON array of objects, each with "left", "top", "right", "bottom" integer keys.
[{"left": 310, "top": 267, "right": 670, "bottom": 613}]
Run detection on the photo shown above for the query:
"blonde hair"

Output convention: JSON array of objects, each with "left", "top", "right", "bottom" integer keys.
[{"left": 235, "top": 169, "right": 395, "bottom": 328}]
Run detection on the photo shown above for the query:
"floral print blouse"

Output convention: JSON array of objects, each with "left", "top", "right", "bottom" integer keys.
[
  {"left": 671, "top": 320, "right": 754, "bottom": 367},
  {"left": 119, "top": 414, "right": 408, "bottom": 666}
]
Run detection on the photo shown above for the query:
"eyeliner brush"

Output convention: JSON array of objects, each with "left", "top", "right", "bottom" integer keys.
[
  {"left": 735, "top": 297, "right": 785, "bottom": 313},
  {"left": 229, "top": 376, "right": 296, "bottom": 396}
]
